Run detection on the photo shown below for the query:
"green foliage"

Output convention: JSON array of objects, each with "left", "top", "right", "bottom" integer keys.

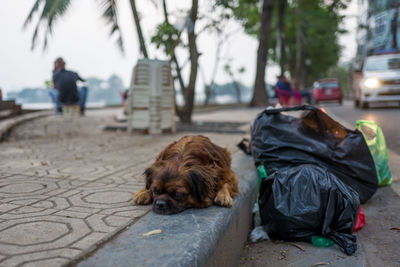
[
  {"left": 325, "top": 64, "right": 351, "bottom": 96},
  {"left": 216, "top": 0, "right": 350, "bottom": 86},
  {"left": 98, "top": 0, "right": 125, "bottom": 53},
  {"left": 284, "top": 0, "right": 345, "bottom": 84},
  {"left": 224, "top": 64, "right": 246, "bottom": 76},
  {"left": 238, "top": 66, "right": 246, "bottom": 73},
  {"left": 24, "top": 0, "right": 124, "bottom": 52},
  {"left": 216, "top": 0, "right": 260, "bottom": 36},
  {"left": 150, "top": 22, "right": 180, "bottom": 56},
  {"left": 24, "top": 0, "right": 72, "bottom": 50},
  {"left": 44, "top": 80, "right": 53, "bottom": 88}
]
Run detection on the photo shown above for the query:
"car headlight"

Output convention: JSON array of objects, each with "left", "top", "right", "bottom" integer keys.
[{"left": 364, "top": 78, "right": 380, "bottom": 89}]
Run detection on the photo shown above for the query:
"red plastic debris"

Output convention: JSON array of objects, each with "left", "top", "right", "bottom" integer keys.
[{"left": 353, "top": 206, "right": 366, "bottom": 232}]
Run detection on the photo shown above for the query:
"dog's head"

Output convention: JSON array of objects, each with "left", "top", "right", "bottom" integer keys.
[{"left": 144, "top": 160, "right": 213, "bottom": 215}]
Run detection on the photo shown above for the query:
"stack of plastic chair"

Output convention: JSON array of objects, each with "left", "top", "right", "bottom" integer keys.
[{"left": 127, "top": 59, "right": 175, "bottom": 134}]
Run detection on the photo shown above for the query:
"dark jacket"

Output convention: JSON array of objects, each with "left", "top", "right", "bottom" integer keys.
[{"left": 53, "top": 69, "right": 83, "bottom": 104}]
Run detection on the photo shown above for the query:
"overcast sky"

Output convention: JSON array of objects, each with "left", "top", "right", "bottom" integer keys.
[{"left": 0, "top": 0, "right": 357, "bottom": 94}]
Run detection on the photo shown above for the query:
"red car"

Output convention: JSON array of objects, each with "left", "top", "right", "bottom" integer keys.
[{"left": 313, "top": 78, "right": 343, "bottom": 104}]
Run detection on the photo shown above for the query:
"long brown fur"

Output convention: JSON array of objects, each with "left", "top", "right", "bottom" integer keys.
[{"left": 133, "top": 135, "right": 239, "bottom": 214}]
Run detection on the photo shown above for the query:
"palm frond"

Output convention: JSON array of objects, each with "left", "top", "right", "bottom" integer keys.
[
  {"left": 31, "top": 24, "right": 40, "bottom": 50},
  {"left": 23, "top": 0, "right": 45, "bottom": 28},
  {"left": 24, "top": 0, "right": 72, "bottom": 50},
  {"left": 47, "top": 0, "right": 72, "bottom": 34},
  {"left": 43, "top": 27, "right": 50, "bottom": 51},
  {"left": 24, "top": 0, "right": 124, "bottom": 53},
  {"left": 97, "top": 0, "right": 125, "bottom": 53}
]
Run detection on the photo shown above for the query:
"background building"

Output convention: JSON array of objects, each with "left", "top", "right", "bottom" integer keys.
[{"left": 355, "top": 0, "right": 400, "bottom": 68}]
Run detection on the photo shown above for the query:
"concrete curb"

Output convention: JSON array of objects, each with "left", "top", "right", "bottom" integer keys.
[
  {"left": 77, "top": 152, "right": 258, "bottom": 267},
  {"left": 0, "top": 110, "right": 53, "bottom": 141}
]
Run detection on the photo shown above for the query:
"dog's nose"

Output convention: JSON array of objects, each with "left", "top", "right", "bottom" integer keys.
[{"left": 155, "top": 199, "right": 168, "bottom": 210}]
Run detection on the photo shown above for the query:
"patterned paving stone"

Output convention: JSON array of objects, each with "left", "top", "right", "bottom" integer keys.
[
  {"left": 85, "top": 214, "right": 116, "bottom": 233},
  {"left": 0, "top": 183, "right": 46, "bottom": 194},
  {"left": 1, "top": 196, "right": 49, "bottom": 206},
  {"left": 70, "top": 232, "right": 108, "bottom": 250},
  {"left": 0, "top": 108, "right": 250, "bottom": 266},
  {"left": 103, "top": 215, "right": 131, "bottom": 227},
  {"left": 0, "top": 204, "right": 20, "bottom": 216},
  {"left": 1, "top": 248, "right": 82, "bottom": 267},
  {"left": 0, "top": 209, "right": 58, "bottom": 220},
  {"left": 0, "top": 221, "right": 69, "bottom": 245},
  {"left": 21, "top": 258, "right": 69, "bottom": 267},
  {"left": 0, "top": 216, "right": 90, "bottom": 255},
  {"left": 83, "top": 191, "right": 132, "bottom": 204},
  {"left": 69, "top": 189, "right": 134, "bottom": 209}
]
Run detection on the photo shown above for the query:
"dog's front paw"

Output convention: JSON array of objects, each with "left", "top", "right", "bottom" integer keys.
[
  {"left": 214, "top": 191, "right": 233, "bottom": 207},
  {"left": 214, "top": 183, "right": 234, "bottom": 207},
  {"left": 133, "top": 188, "right": 152, "bottom": 205}
]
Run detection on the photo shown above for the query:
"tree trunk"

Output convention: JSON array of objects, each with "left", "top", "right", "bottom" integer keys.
[
  {"left": 162, "top": 0, "right": 169, "bottom": 24},
  {"left": 172, "top": 55, "right": 187, "bottom": 98},
  {"left": 176, "top": 0, "right": 199, "bottom": 123},
  {"left": 295, "top": 6, "right": 302, "bottom": 88},
  {"left": 129, "top": 0, "right": 149, "bottom": 58},
  {"left": 250, "top": 0, "right": 275, "bottom": 107},
  {"left": 204, "top": 85, "right": 212, "bottom": 106},
  {"left": 161, "top": 0, "right": 187, "bottom": 99},
  {"left": 233, "top": 81, "right": 242, "bottom": 103},
  {"left": 277, "top": 0, "right": 286, "bottom": 76}
]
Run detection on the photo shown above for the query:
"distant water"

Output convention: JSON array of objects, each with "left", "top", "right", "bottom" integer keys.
[
  {"left": 20, "top": 102, "right": 107, "bottom": 110},
  {"left": 21, "top": 103, "right": 54, "bottom": 110},
  {"left": 8, "top": 87, "right": 121, "bottom": 110},
  {"left": 20, "top": 97, "right": 254, "bottom": 110}
]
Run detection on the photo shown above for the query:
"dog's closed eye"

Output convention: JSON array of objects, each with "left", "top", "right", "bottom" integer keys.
[
  {"left": 152, "top": 188, "right": 161, "bottom": 196},
  {"left": 170, "top": 191, "right": 187, "bottom": 201}
]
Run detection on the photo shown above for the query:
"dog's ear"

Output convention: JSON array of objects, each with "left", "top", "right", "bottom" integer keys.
[
  {"left": 188, "top": 170, "right": 209, "bottom": 203},
  {"left": 143, "top": 168, "right": 153, "bottom": 189}
]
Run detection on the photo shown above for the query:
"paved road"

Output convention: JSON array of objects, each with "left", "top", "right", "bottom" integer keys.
[
  {"left": 321, "top": 100, "right": 400, "bottom": 154},
  {"left": 0, "top": 108, "right": 256, "bottom": 266}
]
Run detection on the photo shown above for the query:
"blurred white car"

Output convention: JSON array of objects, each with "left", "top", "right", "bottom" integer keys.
[{"left": 355, "top": 53, "right": 400, "bottom": 108}]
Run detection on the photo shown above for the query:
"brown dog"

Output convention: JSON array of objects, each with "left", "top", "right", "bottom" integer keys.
[{"left": 133, "top": 135, "right": 239, "bottom": 215}]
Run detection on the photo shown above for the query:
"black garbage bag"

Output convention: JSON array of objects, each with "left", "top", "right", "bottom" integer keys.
[
  {"left": 259, "top": 164, "right": 360, "bottom": 255},
  {"left": 251, "top": 105, "right": 378, "bottom": 204}
]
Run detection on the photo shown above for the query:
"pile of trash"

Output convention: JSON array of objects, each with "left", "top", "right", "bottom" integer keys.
[{"left": 239, "top": 105, "right": 392, "bottom": 255}]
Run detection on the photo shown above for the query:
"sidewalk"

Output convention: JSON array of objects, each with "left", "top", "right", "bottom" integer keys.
[{"left": 0, "top": 107, "right": 262, "bottom": 266}]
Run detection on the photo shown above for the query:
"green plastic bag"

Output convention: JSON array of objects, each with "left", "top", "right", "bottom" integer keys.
[
  {"left": 356, "top": 120, "right": 392, "bottom": 186},
  {"left": 255, "top": 165, "right": 268, "bottom": 204},
  {"left": 311, "top": 235, "right": 334, "bottom": 247},
  {"left": 257, "top": 165, "right": 268, "bottom": 185}
]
